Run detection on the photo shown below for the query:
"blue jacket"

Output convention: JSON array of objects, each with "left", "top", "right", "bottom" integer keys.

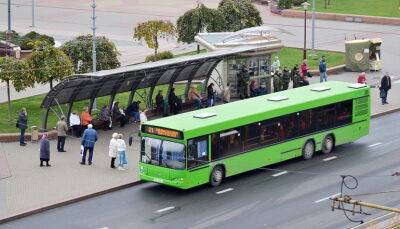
[
  {"left": 81, "top": 128, "right": 97, "bottom": 148},
  {"left": 319, "top": 60, "right": 327, "bottom": 73}
]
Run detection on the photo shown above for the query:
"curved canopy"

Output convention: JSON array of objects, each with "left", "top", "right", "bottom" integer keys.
[{"left": 41, "top": 46, "right": 265, "bottom": 109}]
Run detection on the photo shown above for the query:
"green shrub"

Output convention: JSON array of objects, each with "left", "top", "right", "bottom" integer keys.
[
  {"left": 293, "top": 0, "right": 304, "bottom": 6},
  {"left": 19, "top": 38, "right": 34, "bottom": 50},
  {"left": 278, "top": 0, "right": 293, "bottom": 9},
  {"left": 24, "top": 31, "right": 40, "bottom": 40},
  {"left": 145, "top": 51, "right": 174, "bottom": 62}
]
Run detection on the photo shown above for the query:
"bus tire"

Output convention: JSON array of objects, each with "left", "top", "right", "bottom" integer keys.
[
  {"left": 210, "top": 165, "right": 224, "bottom": 187},
  {"left": 302, "top": 140, "right": 315, "bottom": 160},
  {"left": 322, "top": 134, "right": 335, "bottom": 154}
]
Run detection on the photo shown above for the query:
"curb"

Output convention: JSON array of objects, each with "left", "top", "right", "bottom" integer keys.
[
  {"left": 279, "top": 9, "right": 400, "bottom": 26},
  {"left": 371, "top": 107, "right": 400, "bottom": 119},
  {"left": 0, "top": 180, "right": 144, "bottom": 225}
]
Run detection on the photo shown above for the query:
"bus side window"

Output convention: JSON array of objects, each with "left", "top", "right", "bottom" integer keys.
[
  {"left": 218, "top": 129, "right": 243, "bottom": 158},
  {"left": 300, "top": 110, "right": 313, "bottom": 135},
  {"left": 244, "top": 123, "right": 261, "bottom": 151},
  {"left": 336, "top": 100, "right": 352, "bottom": 126},
  {"left": 259, "top": 120, "right": 279, "bottom": 146},
  {"left": 187, "top": 137, "right": 209, "bottom": 168}
]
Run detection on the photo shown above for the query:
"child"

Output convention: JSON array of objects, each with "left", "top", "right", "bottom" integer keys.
[
  {"left": 108, "top": 133, "right": 118, "bottom": 169},
  {"left": 116, "top": 134, "right": 127, "bottom": 170}
]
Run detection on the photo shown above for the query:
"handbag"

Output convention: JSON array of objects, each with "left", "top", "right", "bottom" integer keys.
[{"left": 379, "top": 89, "right": 386, "bottom": 98}]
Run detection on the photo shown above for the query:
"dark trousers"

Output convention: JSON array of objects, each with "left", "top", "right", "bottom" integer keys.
[
  {"left": 381, "top": 89, "right": 389, "bottom": 104},
  {"left": 71, "top": 125, "right": 82, "bottom": 137},
  {"left": 81, "top": 147, "right": 94, "bottom": 164},
  {"left": 57, "top": 136, "right": 66, "bottom": 152},
  {"left": 20, "top": 128, "right": 26, "bottom": 144},
  {"left": 110, "top": 157, "right": 116, "bottom": 168}
]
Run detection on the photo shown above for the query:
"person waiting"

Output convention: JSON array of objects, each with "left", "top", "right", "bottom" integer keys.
[
  {"left": 155, "top": 90, "right": 165, "bottom": 115},
  {"left": 126, "top": 101, "right": 141, "bottom": 122},
  {"left": 81, "top": 107, "right": 92, "bottom": 130},
  {"left": 168, "top": 87, "right": 181, "bottom": 115},
  {"left": 188, "top": 85, "right": 202, "bottom": 109},
  {"left": 99, "top": 106, "right": 112, "bottom": 130},
  {"left": 70, "top": 111, "right": 82, "bottom": 137}
]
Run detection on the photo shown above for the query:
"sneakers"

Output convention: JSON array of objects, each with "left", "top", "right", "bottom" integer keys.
[
  {"left": 79, "top": 162, "right": 85, "bottom": 165},
  {"left": 20, "top": 143, "right": 27, "bottom": 146},
  {"left": 117, "top": 167, "right": 126, "bottom": 171}
]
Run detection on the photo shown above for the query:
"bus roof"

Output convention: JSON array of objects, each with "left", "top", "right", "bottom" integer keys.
[{"left": 143, "top": 81, "right": 369, "bottom": 139}]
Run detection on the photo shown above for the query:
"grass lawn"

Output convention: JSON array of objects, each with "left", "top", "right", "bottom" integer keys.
[
  {"left": 272, "top": 47, "right": 345, "bottom": 70},
  {"left": 295, "top": 0, "right": 400, "bottom": 18},
  {"left": 0, "top": 47, "right": 343, "bottom": 133}
]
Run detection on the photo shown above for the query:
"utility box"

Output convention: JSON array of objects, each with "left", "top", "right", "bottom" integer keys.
[
  {"left": 31, "top": 126, "right": 38, "bottom": 143},
  {"left": 345, "top": 38, "right": 383, "bottom": 72}
]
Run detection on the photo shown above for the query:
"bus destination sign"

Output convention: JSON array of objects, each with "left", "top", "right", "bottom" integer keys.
[{"left": 144, "top": 126, "right": 182, "bottom": 139}]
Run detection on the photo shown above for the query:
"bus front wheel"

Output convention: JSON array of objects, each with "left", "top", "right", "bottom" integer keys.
[
  {"left": 322, "top": 134, "right": 335, "bottom": 154},
  {"left": 302, "top": 140, "right": 315, "bottom": 160},
  {"left": 210, "top": 165, "right": 224, "bottom": 187}
]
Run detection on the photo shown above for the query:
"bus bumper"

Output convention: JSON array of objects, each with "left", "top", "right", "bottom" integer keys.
[{"left": 139, "top": 173, "right": 187, "bottom": 189}]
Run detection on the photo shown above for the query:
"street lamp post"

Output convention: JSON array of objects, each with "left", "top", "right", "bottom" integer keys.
[
  {"left": 302, "top": 2, "right": 311, "bottom": 60},
  {"left": 31, "top": 0, "right": 35, "bottom": 27},
  {"left": 7, "top": 0, "right": 11, "bottom": 32},
  {"left": 91, "top": 0, "right": 98, "bottom": 110},
  {"left": 310, "top": 0, "right": 316, "bottom": 57}
]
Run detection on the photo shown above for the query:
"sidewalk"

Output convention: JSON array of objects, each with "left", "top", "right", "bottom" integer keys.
[{"left": 1, "top": 73, "right": 400, "bottom": 222}]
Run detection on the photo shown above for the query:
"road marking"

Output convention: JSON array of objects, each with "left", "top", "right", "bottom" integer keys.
[
  {"left": 368, "top": 142, "right": 382, "bottom": 147},
  {"left": 216, "top": 188, "right": 234, "bottom": 194},
  {"left": 98, "top": 227, "right": 108, "bottom": 229},
  {"left": 323, "top": 156, "right": 337, "bottom": 162},
  {"left": 314, "top": 193, "right": 341, "bottom": 203},
  {"left": 271, "top": 171, "right": 288, "bottom": 177},
  {"left": 156, "top": 206, "right": 175, "bottom": 213}
]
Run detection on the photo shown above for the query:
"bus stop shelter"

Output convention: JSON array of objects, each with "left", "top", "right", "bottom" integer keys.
[{"left": 40, "top": 46, "right": 274, "bottom": 131}]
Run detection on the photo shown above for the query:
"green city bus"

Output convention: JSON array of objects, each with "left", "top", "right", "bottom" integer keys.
[{"left": 139, "top": 81, "right": 370, "bottom": 189}]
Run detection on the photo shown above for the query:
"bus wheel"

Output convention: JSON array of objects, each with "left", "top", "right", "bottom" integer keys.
[
  {"left": 210, "top": 166, "right": 224, "bottom": 187},
  {"left": 322, "top": 134, "right": 335, "bottom": 154},
  {"left": 302, "top": 140, "right": 315, "bottom": 160}
]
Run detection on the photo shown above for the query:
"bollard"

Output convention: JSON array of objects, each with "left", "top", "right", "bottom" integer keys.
[{"left": 31, "top": 126, "right": 38, "bottom": 143}]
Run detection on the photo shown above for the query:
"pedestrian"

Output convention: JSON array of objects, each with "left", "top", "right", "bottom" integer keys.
[
  {"left": 301, "top": 59, "right": 311, "bottom": 78},
  {"left": 17, "top": 107, "right": 28, "bottom": 146},
  {"left": 222, "top": 82, "right": 231, "bottom": 103},
  {"left": 357, "top": 72, "right": 367, "bottom": 84},
  {"left": 207, "top": 83, "right": 215, "bottom": 107},
  {"left": 108, "top": 133, "right": 118, "bottom": 169},
  {"left": 99, "top": 106, "right": 112, "bottom": 130},
  {"left": 126, "top": 101, "right": 141, "bottom": 122},
  {"left": 291, "top": 65, "right": 300, "bottom": 88},
  {"left": 273, "top": 72, "right": 281, "bottom": 92},
  {"left": 56, "top": 116, "right": 68, "bottom": 152},
  {"left": 281, "top": 66, "right": 290, "bottom": 90},
  {"left": 112, "top": 101, "right": 128, "bottom": 127},
  {"left": 139, "top": 109, "right": 148, "bottom": 131},
  {"left": 81, "top": 107, "right": 92, "bottom": 130},
  {"left": 319, "top": 56, "right": 328, "bottom": 82},
  {"left": 39, "top": 134, "right": 51, "bottom": 167},
  {"left": 168, "top": 87, "right": 181, "bottom": 115},
  {"left": 379, "top": 73, "right": 391, "bottom": 105},
  {"left": 271, "top": 56, "right": 280, "bottom": 73},
  {"left": 249, "top": 80, "right": 257, "bottom": 97},
  {"left": 69, "top": 111, "right": 82, "bottom": 137},
  {"left": 80, "top": 124, "right": 98, "bottom": 165},
  {"left": 155, "top": 90, "right": 165, "bottom": 115},
  {"left": 188, "top": 85, "right": 202, "bottom": 109},
  {"left": 116, "top": 134, "right": 127, "bottom": 170}
]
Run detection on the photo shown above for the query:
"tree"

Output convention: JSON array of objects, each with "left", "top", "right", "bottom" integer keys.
[
  {"left": 29, "top": 41, "right": 74, "bottom": 89},
  {"left": 218, "top": 0, "right": 263, "bottom": 32},
  {"left": 0, "top": 56, "right": 34, "bottom": 120},
  {"left": 61, "top": 35, "right": 120, "bottom": 74},
  {"left": 133, "top": 20, "right": 175, "bottom": 55},
  {"left": 177, "top": 4, "right": 226, "bottom": 45}
]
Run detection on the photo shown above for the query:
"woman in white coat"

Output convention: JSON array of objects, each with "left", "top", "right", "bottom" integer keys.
[
  {"left": 108, "top": 133, "right": 118, "bottom": 169},
  {"left": 116, "top": 134, "right": 127, "bottom": 170}
]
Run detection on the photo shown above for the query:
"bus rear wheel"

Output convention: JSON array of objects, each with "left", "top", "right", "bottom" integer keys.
[
  {"left": 322, "top": 134, "right": 335, "bottom": 154},
  {"left": 302, "top": 140, "right": 315, "bottom": 160},
  {"left": 210, "top": 165, "right": 224, "bottom": 187}
]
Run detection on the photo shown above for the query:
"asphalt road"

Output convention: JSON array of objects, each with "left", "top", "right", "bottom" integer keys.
[{"left": 2, "top": 112, "right": 400, "bottom": 229}]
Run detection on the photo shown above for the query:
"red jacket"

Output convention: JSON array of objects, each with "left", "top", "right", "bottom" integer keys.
[
  {"left": 300, "top": 63, "right": 309, "bottom": 76},
  {"left": 357, "top": 75, "right": 366, "bottom": 84}
]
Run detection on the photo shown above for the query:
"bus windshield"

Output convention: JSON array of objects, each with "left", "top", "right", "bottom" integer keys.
[{"left": 141, "top": 137, "right": 185, "bottom": 170}]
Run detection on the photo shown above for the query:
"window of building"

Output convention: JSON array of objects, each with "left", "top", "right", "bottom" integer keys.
[{"left": 187, "top": 137, "right": 209, "bottom": 168}]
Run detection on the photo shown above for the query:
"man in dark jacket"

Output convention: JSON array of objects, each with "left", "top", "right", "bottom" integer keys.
[
  {"left": 155, "top": 90, "right": 165, "bottom": 115},
  {"left": 319, "top": 56, "right": 328, "bottom": 82},
  {"left": 380, "top": 73, "right": 392, "bottom": 105},
  {"left": 207, "top": 83, "right": 215, "bottom": 107},
  {"left": 80, "top": 124, "right": 98, "bottom": 165},
  {"left": 168, "top": 87, "right": 181, "bottom": 114},
  {"left": 126, "top": 101, "right": 141, "bottom": 122},
  {"left": 281, "top": 66, "right": 290, "bottom": 90},
  {"left": 17, "top": 108, "right": 28, "bottom": 146},
  {"left": 99, "top": 106, "right": 112, "bottom": 130}
]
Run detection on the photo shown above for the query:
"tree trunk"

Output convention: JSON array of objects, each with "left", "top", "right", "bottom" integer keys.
[
  {"left": 197, "top": 44, "right": 200, "bottom": 54},
  {"left": 154, "top": 36, "right": 158, "bottom": 55},
  {"left": 6, "top": 79, "right": 11, "bottom": 121},
  {"left": 49, "top": 80, "right": 53, "bottom": 90}
]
